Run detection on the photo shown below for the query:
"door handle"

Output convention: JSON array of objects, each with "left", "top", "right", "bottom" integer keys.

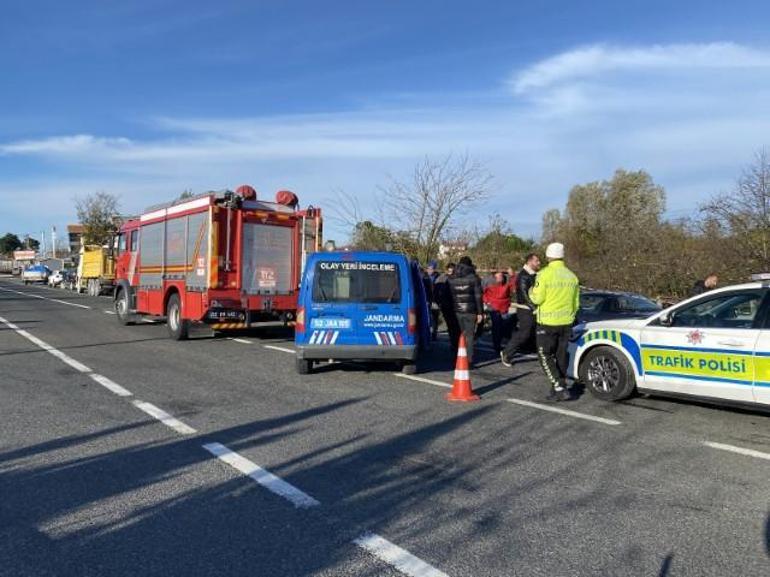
[{"left": 717, "top": 340, "right": 744, "bottom": 347}]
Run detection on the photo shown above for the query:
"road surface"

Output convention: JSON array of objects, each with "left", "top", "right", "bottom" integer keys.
[{"left": 1, "top": 277, "right": 768, "bottom": 576}]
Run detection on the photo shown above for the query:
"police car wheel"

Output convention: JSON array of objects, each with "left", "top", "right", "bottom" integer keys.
[
  {"left": 296, "top": 357, "right": 313, "bottom": 375},
  {"left": 166, "top": 294, "right": 189, "bottom": 340},
  {"left": 580, "top": 346, "right": 636, "bottom": 401}
]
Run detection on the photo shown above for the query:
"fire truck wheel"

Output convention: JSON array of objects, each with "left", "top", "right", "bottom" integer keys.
[
  {"left": 296, "top": 357, "right": 313, "bottom": 375},
  {"left": 115, "top": 288, "right": 134, "bottom": 326},
  {"left": 166, "top": 293, "right": 189, "bottom": 340}
]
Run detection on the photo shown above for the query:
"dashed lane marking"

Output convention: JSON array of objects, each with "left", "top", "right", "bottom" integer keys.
[
  {"left": 353, "top": 532, "right": 450, "bottom": 577},
  {"left": 703, "top": 441, "right": 770, "bottom": 461},
  {"left": 202, "top": 442, "right": 320, "bottom": 508},
  {"left": 394, "top": 373, "right": 452, "bottom": 389},
  {"left": 0, "top": 286, "right": 91, "bottom": 309},
  {"left": 89, "top": 373, "right": 133, "bottom": 397},
  {"left": 0, "top": 314, "right": 133, "bottom": 398},
  {"left": 506, "top": 398, "right": 622, "bottom": 426},
  {"left": 263, "top": 344, "right": 296, "bottom": 354},
  {"left": 132, "top": 400, "right": 197, "bottom": 435},
  {"left": 230, "top": 337, "right": 253, "bottom": 344},
  {"left": 104, "top": 310, "right": 117, "bottom": 315}
]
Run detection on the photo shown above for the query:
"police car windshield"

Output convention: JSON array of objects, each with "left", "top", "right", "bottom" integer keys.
[{"left": 313, "top": 261, "right": 401, "bottom": 304}]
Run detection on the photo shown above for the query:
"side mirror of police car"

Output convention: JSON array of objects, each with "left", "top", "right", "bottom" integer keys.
[{"left": 659, "top": 311, "right": 674, "bottom": 326}]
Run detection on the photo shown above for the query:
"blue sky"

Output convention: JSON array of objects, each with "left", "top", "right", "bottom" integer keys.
[{"left": 2, "top": 0, "right": 770, "bottom": 247}]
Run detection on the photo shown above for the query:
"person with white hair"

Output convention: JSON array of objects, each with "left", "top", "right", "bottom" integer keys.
[{"left": 529, "top": 242, "right": 580, "bottom": 402}]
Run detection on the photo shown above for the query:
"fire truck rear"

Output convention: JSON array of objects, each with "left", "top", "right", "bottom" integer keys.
[{"left": 113, "top": 185, "right": 322, "bottom": 339}]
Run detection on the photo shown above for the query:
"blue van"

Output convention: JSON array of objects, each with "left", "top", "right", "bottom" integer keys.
[{"left": 295, "top": 251, "right": 431, "bottom": 374}]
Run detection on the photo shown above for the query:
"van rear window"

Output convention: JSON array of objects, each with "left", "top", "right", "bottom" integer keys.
[{"left": 313, "top": 261, "right": 401, "bottom": 303}]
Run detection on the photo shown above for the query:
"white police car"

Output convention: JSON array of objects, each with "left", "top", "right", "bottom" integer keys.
[{"left": 568, "top": 276, "right": 770, "bottom": 408}]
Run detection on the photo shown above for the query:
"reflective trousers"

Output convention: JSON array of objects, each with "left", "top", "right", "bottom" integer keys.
[{"left": 536, "top": 324, "right": 572, "bottom": 390}]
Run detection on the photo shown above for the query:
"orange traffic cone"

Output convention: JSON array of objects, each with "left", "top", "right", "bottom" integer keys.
[{"left": 447, "top": 333, "right": 479, "bottom": 402}]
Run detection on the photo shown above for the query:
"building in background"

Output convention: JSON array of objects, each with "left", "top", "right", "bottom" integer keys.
[{"left": 67, "top": 224, "right": 84, "bottom": 255}]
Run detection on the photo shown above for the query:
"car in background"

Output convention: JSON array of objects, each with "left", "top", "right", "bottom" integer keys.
[
  {"left": 578, "top": 290, "right": 661, "bottom": 323},
  {"left": 21, "top": 264, "right": 50, "bottom": 284},
  {"left": 48, "top": 270, "right": 65, "bottom": 287}
]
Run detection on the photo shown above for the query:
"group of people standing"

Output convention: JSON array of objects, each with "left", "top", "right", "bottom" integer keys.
[{"left": 423, "top": 242, "right": 581, "bottom": 402}]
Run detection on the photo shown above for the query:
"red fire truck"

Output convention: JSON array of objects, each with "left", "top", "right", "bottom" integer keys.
[{"left": 113, "top": 185, "right": 322, "bottom": 339}]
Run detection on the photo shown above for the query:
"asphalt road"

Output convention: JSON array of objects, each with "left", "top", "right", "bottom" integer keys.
[{"left": 1, "top": 277, "right": 768, "bottom": 577}]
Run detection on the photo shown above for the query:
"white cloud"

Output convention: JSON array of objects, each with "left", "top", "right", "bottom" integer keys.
[
  {"left": 3, "top": 42, "right": 770, "bottom": 242},
  {"left": 0, "top": 134, "right": 131, "bottom": 155},
  {"left": 512, "top": 42, "right": 770, "bottom": 93}
]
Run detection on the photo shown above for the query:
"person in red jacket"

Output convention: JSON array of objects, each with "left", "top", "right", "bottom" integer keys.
[{"left": 483, "top": 270, "right": 513, "bottom": 353}]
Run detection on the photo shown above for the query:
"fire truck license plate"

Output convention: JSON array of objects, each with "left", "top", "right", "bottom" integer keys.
[{"left": 207, "top": 309, "right": 246, "bottom": 321}]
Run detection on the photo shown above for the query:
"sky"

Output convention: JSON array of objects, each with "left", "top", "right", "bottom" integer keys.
[{"left": 2, "top": 0, "right": 770, "bottom": 248}]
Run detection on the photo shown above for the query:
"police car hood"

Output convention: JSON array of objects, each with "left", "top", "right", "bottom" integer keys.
[{"left": 581, "top": 317, "right": 650, "bottom": 331}]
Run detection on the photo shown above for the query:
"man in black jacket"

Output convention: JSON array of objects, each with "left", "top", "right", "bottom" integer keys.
[
  {"left": 448, "top": 256, "right": 483, "bottom": 364},
  {"left": 501, "top": 253, "right": 541, "bottom": 367},
  {"left": 690, "top": 273, "right": 718, "bottom": 297}
]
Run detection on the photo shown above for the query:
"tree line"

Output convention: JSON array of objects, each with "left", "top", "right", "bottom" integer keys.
[{"left": 341, "top": 150, "right": 770, "bottom": 299}]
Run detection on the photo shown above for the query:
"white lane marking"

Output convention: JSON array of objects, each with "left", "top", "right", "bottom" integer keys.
[
  {"left": 354, "top": 532, "right": 449, "bottom": 577},
  {"left": 202, "top": 442, "right": 320, "bottom": 508},
  {"left": 231, "top": 338, "right": 252, "bottom": 344},
  {"left": 506, "top": 398, "right": 622, "bottom": 426},
  {"left": 14, "top": 327, "right": 92, "bottom": 373},
  {"left": 0, "top": 314, "right": 136, "bottom": 398},
  {"left": 49, "top": 298, "right": 91, "bottom": 309},
  {"left": 263, "top": 344, "right": 296, "bottom": 354},
  {"left": 0, "top": 286, "right": 91, "bottom": 309},
  {"left": 90, "top": 373, "right": 133, "bottom": 397},
  {"left": 393, "top": 373, "right": 452, "bottom": 389},
  {"left": 132, "top": 400, "right": 197, "bottom": 435},
  {"left": 704, "top": 441, "right": 770, "bottom": 461},
  {"left": 104, "top": 310, "right": 117, "bottom": 315}
]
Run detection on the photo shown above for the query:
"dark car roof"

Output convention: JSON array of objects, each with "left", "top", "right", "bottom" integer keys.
[{"left": 581, "top": 289, "right": 650, "bottom": 298}]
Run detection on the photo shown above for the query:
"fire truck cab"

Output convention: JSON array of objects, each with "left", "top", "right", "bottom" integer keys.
[{"left": 113, "top": 185, "right": 322, "bottom": 339}]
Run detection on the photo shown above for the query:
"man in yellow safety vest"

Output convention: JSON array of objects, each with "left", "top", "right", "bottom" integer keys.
[{"left": 529, "top": 242, "right": 580, "bottom": 402}]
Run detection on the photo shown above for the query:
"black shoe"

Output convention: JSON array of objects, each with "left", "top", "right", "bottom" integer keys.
[
  {"left": 500, "top": 351, "right": 513, "bottom": 367},
  {"left": 544, "top": 389, "right": 571, "bottom": 403}
]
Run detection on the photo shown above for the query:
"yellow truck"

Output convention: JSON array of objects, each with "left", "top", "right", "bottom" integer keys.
[{"left": 77, "top": 245, "right": 115, "bottom": 296}]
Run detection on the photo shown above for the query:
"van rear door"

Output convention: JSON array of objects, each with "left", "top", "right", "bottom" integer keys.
[{"left": 309, "top": 259, "right": 408, "bottom": 346}]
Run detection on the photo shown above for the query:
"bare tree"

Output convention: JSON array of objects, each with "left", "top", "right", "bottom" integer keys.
[
  {"left": 702, "top": 149, "right": 770, "bottom": 269},
  {"left": 75, "top": 191, "right": 121, "bottom": 245},
  {"left": 381, "top": 154, "right": 492, "bottom": 263}
]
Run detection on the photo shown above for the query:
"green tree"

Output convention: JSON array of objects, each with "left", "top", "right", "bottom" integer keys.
[
  {"left": 0, "top": 233, "right": 23, "bottom": 255},
  {"left": 469, "top": 214, "right": 536, "bottom": 270},
  {"left": 75, "top": 191, "right": 121, "bottom": 245}
]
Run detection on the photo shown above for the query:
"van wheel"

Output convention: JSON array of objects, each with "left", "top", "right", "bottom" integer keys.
[
  {"left": 579, "top": 346, "right": 636, "bottom": 401},
  {"left": 296, "top": 357, "right": 313, "bottom": 375},
  {"left": 115, "top": 288, "right": 135, "bottom": 326},
  {"left": 401, "top": 361, "right": 417, "bottom": 375},
  {"left": 166, "top": 294, "right": 189, "bottom": 340}
]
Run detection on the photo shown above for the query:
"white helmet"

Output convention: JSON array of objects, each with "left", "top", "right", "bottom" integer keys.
[{"left": 545, "top": 242, "right": 565, "bottom": 259}]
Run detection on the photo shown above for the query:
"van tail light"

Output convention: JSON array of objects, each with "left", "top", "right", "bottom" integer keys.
[
  {"left": 408, "top": 308, "right": 417, "bottom": 334},
  {"left": 296, "top": 307, "right": 305, "bottom": 333}
]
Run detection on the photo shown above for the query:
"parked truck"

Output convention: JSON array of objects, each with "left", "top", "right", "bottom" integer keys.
[
  {"left": 77, "top": 245, "right": 116, "bottom": 296},
  {"left": 113, "top": 185, "right": 323, "bottom": 339}
]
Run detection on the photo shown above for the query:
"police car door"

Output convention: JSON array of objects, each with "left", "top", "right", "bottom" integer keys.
[
  {"left": 639, "top": 289, "right": 764, "bottom": 402},
  {"left": 751, "top": 300, "right": 770, "bottom": 406}
]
